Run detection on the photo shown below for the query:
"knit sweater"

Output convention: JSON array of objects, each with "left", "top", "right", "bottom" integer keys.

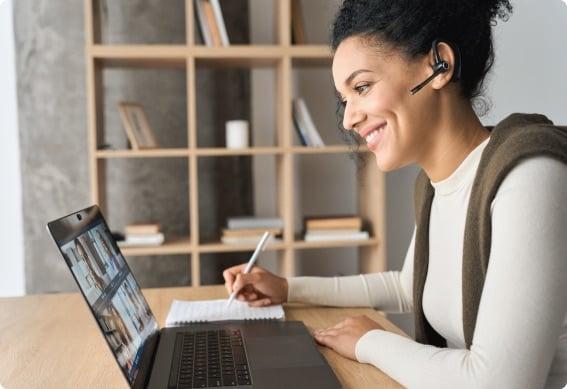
[{"left": 286, "top": 114, "right": 567, "bottom": 388}]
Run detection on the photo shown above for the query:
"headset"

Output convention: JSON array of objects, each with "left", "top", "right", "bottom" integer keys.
[{"left": 409, "top": 39, "right": 462, "bottom": 95}]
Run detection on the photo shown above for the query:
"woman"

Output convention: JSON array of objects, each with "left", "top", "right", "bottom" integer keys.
[{"left": 224, "top": 0, "right": 567, "bottom": 387}]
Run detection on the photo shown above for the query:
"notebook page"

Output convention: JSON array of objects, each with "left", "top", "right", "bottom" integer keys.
[{"left": 165, "top": 299, "right": 285, "bottom": 326}]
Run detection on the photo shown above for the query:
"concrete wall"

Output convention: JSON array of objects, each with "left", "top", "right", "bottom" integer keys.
[{"left": 0, "top": 0, "right": 25, "bottom": 297}]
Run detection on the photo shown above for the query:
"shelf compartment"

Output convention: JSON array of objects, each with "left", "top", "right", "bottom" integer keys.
[
  {"left": 96, "top": 148, "right": 190, "bottom": 158},
  {"left": 90, "top": 0, "right": 187, "bottom": 46},
  {"left": 124, "top": 255, "right": 191, "bottom": 288},
  {"left": 119, "top": 237, "right": 192, "bottom": 256},
  {"left": 104, "top": 158, "right": 190, "bottom": 253},
  {"left": 100, "top": 65, "right": 188, "bottom": 150}
]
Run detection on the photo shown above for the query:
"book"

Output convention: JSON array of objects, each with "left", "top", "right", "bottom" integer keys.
[
  {"left": 291, "top": 0, "right": 306, "bottom": 45},
  {"left": 120, "top": 232, "right": 165, "bottom": 246},
  {"left": 201, "top": 0, "right": 222, "bottom": 46},
  {"left": 165, "top": 299, "right": 285, "bottom": 326},
  {"left": 210, "top": 0, "right": 230, "bottom": 46},
  {"left": 194, "top": 0, "right": 212, "bottom": 46},
  {"left": 293, "top": 98, "right": 324, "bottom": 147},
  {"left": 292, "top": 108, "right": 309, "bottom": 146},
  {"left": 227, "top": 217, "right": 284, "bottom": 230},
  {"left": 305, "top": 216, "right": 362, "bottom": 230},
  {"left": 125, "top": 223, "right": 161, "bottom": 235},
  {"left": 304, "top": 228, "right": 361, "bottom": 236},
  {"left": 222, "top": 227, "right": 282, "bottom": 238},
  {"left": 304, "top": 231, "right": 369, "bottom": 242}
]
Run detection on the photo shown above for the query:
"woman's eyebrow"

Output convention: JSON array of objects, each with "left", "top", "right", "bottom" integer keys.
[{"left": 344, "top": 69, "right": 373, "bottom": 86}]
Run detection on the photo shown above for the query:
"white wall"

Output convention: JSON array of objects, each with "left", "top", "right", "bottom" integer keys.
[
  {"left": 484, "top": 0, "right": 567, "bottom": 125},
  {"left": 0, "top": 0, "right": 25, "bottom": 297}
]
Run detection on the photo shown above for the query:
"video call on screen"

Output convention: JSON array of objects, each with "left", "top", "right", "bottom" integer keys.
[{"left": 60, "top": 221, "right": 157, "bottom": 383}]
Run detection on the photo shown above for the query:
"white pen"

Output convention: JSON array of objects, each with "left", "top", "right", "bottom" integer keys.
[{"left": 226, "top": 231, "right": 271, "bottom": 308}]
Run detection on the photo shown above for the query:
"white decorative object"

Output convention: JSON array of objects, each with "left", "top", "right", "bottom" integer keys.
[{"left": 225, "top": 120, "right": 249, "bottom": 149}]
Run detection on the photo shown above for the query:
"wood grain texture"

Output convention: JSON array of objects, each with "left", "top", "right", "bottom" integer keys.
[{"left": 0, "top": 286, "right": 405, "bottom": 388}]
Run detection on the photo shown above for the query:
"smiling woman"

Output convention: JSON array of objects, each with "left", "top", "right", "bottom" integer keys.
[{"left": 223, "top": 1, "right": 567, "bottom": 388}]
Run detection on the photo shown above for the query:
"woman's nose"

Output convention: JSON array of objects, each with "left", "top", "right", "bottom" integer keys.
[{"left": 342, "top": 101, "right": 364, "bottom": 132}]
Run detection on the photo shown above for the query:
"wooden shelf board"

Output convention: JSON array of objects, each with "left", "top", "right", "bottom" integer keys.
[
  {"left": 96, "top": 149, "right": 190, "bottom": 158},
  {"left": 293, "top": 238, "right": 379, "bottom": 250},
  {"left": 289, "top": 45, "right": 333, "bottom": 57},
  {"left": 89, "top": 44, "right": 187, "bottom": 67},
  {"left": 198, "top": 241, "right": 287, "bottom": 253},
  {"left": 119, "top": 238, "right": 379, "bottom": 256},
  {"left": 95, "top": 147, "right": 368, "bottom": 158},
  {"left": 119, "top": 237, "right": 192, "bottom": 256},
  {"left": 290, "top": 45, "right": 333, "bottom": 67},
  {"left": 193, "top": 46, "right": 282, "bottom": 67},
  {"left": 290, "top": 145, "right": 369, "bottom": 154},
  {"left": 88, "top": 44, "right": 333, "bottom": 67},
  {"left": 195, "top": 147, "right": 283, "bottom": 156},
  {"left": 90, "top": 44, "right": 187, "bottom": 58}
]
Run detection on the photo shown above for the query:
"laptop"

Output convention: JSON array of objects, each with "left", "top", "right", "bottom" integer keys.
[{"left": 47, "top": 205, "right": 340, "bottom": 389}]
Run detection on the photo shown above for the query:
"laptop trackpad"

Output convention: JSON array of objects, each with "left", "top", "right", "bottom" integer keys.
[{"left": 246, "top": 335, "right": 326, "bottom": 370}]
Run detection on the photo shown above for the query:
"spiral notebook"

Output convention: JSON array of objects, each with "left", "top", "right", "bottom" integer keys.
[{"left": 165, "top": 299, "right": 285, "bottom": 326}]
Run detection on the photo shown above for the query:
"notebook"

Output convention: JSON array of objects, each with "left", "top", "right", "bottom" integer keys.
[{"left": 165, "top": 299, "right": 285, "bottom": 326}]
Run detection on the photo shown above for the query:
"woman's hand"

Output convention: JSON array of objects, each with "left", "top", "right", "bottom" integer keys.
[
  {"left": 313, "top": 315, "right": 384, "bottom": 360},
  {"left": 223, "top": 264, "right": 288, "bottom": 307}
]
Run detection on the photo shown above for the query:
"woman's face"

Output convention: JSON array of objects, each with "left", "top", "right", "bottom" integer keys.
[{"left": 332, "top": 36, "right": 439, "bottom": 171}]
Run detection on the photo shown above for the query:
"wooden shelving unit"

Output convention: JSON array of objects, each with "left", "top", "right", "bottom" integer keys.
[{"left": 85, "top": 0, "right": 386, "bottom": 286}]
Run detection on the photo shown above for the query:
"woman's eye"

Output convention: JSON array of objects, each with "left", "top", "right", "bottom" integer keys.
[{"left": 355, "top": 84, "right": 369, "bottom": 94}]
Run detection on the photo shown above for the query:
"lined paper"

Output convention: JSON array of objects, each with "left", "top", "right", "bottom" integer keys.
[{"left": 165, "top": 299, "right": 285, "bottom": 326}]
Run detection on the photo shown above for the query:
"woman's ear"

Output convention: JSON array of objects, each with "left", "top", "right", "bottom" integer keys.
[{"left": 430, "top": 41, "right": 457, "bottom": 91}]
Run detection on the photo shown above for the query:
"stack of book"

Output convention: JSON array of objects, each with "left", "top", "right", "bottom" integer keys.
[
  {"left": 292, "top": 98, "right": 325, "bottom": 147},
  {"left": 303, "top": 216, "right": 369, "bottom": 242},
  {"left": 121, "top": 223, "right": 165, "bottom": 247},
  {"left": 221, "top": 217, "right": 284, "bottom": 244},
  {"left": 194, "top": 0, "right": 229, "bottom": 47}
]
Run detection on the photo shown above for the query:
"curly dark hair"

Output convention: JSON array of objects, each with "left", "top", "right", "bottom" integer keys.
[{"left": 331, "top": 0, "right": 513, "bottom": 159}]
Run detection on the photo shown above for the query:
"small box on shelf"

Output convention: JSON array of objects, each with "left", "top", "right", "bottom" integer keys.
[{"left": 303, "top": 215, "right": 370, "bottom": 242}]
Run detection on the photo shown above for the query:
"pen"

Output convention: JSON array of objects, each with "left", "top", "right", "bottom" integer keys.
[{"left": 226, "top": 231, "right": 271, "bottom": 308}]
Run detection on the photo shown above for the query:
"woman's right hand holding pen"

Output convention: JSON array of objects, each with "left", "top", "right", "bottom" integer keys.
[{"left": 223, "top": 264, "right": 288, "bottom": 307}]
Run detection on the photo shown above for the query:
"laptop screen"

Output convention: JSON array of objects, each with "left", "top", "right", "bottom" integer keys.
[{"left": 49, "top": 207, "right": 158, "bottom": 386}]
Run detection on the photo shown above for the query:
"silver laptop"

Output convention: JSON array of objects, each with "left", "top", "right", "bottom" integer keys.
[{"left": 47, "top": 205, "right": 340, "bottom": 389}]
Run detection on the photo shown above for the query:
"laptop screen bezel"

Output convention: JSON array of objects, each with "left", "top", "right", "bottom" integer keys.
[{"left": 47, "top": 205, "right": 160, "bottom": 389}]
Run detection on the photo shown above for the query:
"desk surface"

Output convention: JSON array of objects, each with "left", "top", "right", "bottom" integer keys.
[{"left": 0, "top": 285, "right": 405, "bottom": 388}]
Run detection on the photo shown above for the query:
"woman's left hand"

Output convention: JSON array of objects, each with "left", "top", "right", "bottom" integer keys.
[{"left": 313, "top": 315, "right": 384, "bottom": 360}]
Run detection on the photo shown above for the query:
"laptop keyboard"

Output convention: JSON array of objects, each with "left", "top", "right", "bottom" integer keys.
[{"left": 169, "top": 329, "right": 252, "bottom": 388}]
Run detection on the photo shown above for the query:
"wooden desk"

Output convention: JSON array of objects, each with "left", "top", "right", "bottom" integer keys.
[{"left": 0, "top": 286, "right": 405, "bottom": 388}]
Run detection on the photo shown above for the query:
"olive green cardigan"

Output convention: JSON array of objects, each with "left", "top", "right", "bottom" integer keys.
[{"left": 413, "top": 113, "right": 567, "bottom": 349}]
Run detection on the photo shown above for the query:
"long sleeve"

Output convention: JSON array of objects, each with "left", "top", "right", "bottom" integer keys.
[
  {"left": 286, "top": 229, "right": 415, "bottom": 313},
  {"left": 355, "top": 157, "right": 567, "bottom": 389}
]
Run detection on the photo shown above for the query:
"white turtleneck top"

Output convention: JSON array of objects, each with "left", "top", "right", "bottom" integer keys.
[{"left": 287, "top": 138, "right": 567, "bottom": 388}]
